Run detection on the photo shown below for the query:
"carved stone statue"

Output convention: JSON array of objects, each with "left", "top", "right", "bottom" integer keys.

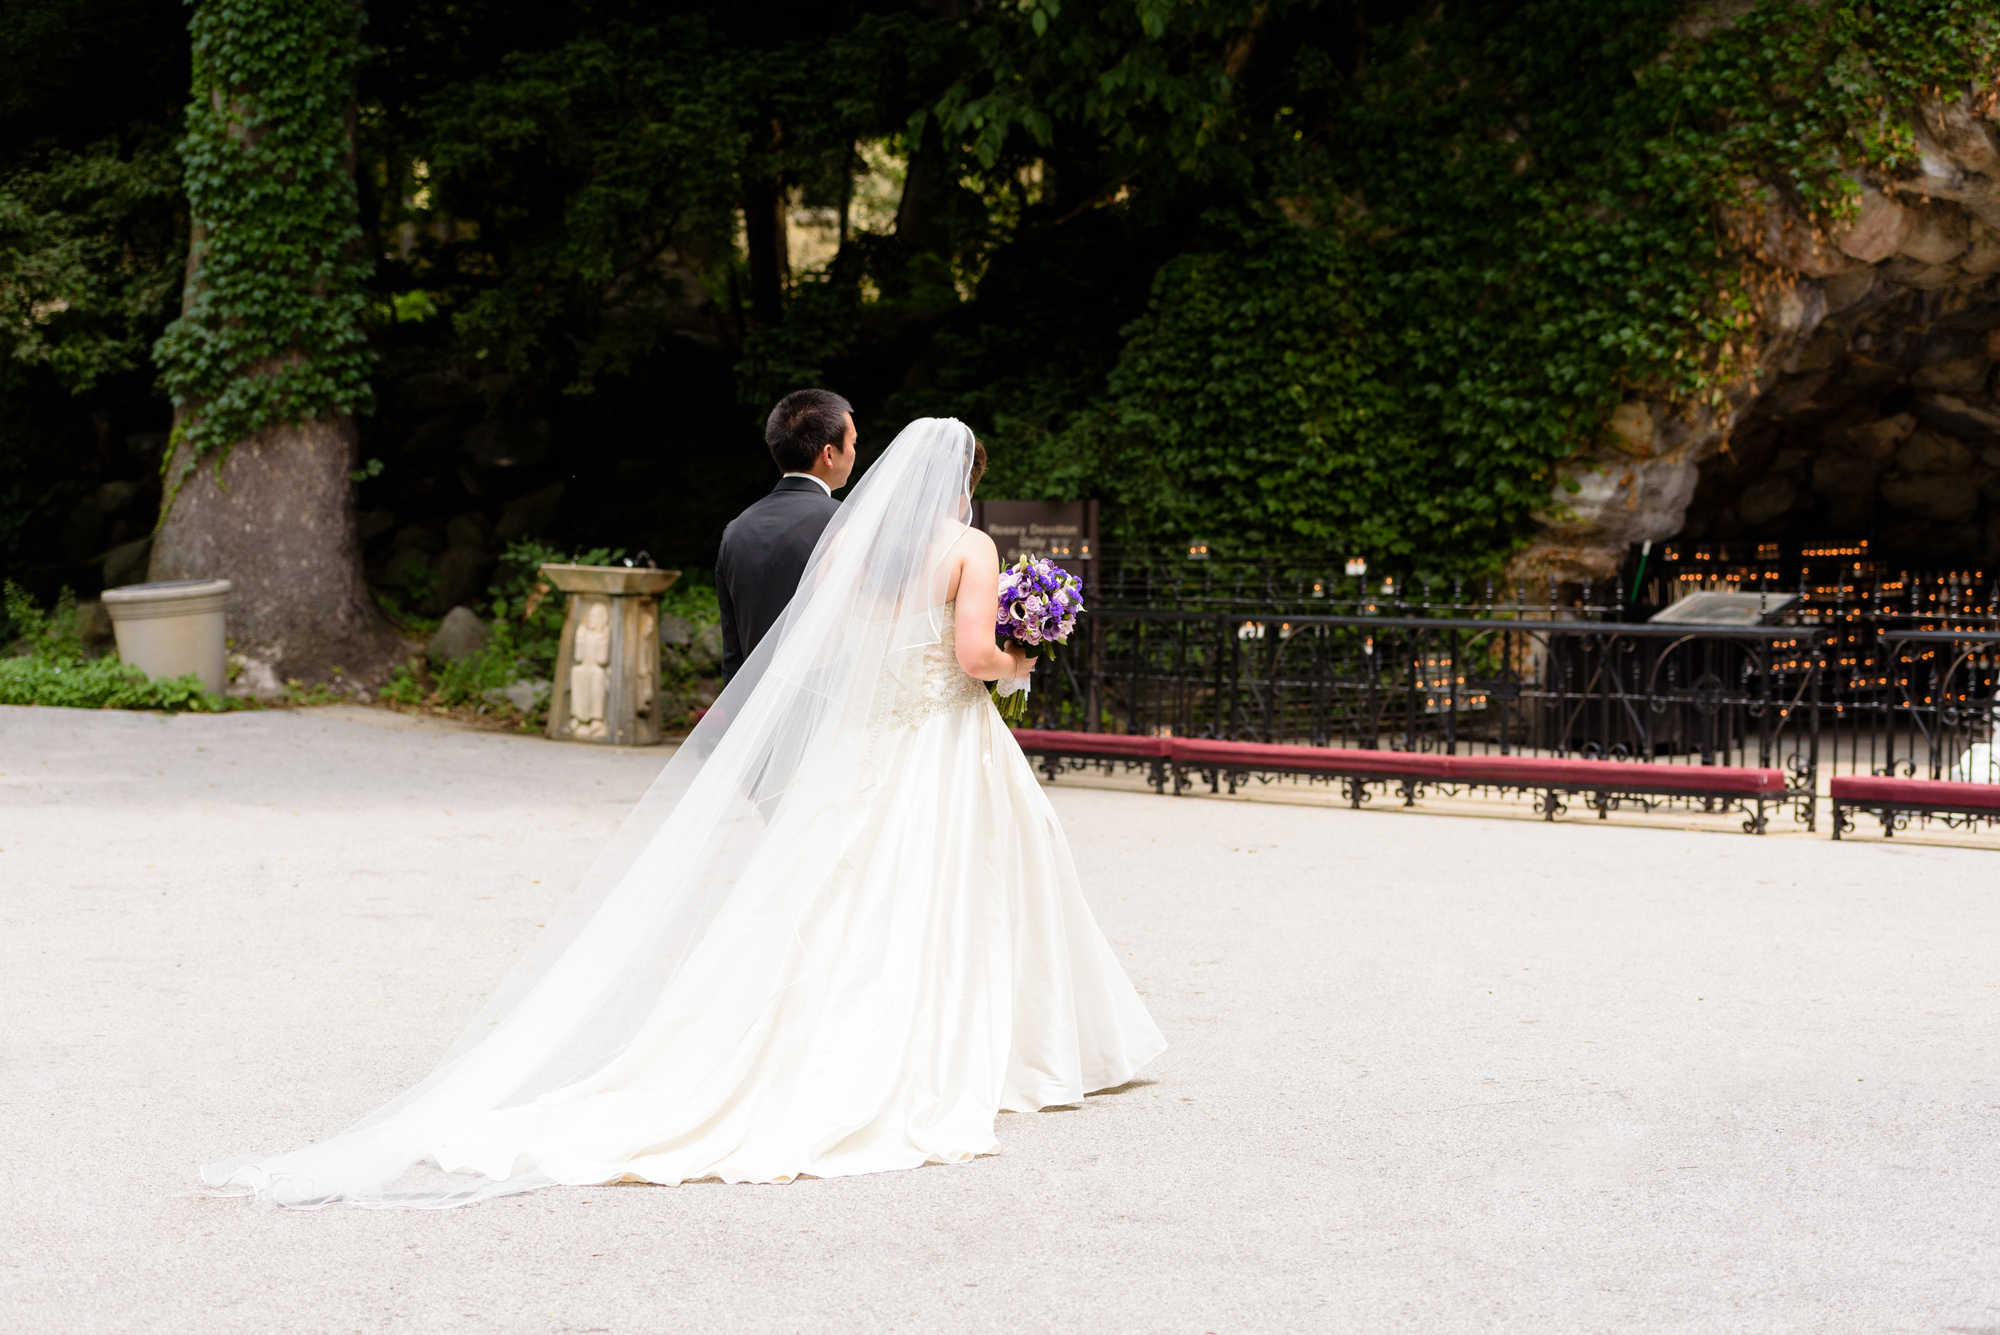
[
  {"left": 569, "top": 599, "right": 611, "bottom": 740},
  {"left": 540, "top": 563, "right": 680, "bottom": 745}
]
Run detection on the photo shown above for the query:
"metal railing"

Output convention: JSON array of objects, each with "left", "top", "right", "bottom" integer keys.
[{"left": 1016, "top": 560, "right": 2000, "bottom": 828}]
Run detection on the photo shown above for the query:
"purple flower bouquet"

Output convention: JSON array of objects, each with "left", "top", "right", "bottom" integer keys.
[{"left": 990, "top": 555, "right": 1084, "bottom": 722}]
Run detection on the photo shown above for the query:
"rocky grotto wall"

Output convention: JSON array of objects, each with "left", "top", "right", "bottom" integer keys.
[{"left": 1521, "top": 94, "right": 2000, "bottom": 579}]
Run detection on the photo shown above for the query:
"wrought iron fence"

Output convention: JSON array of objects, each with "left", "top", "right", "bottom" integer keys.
[{"left": 1015, "top": 559, "right": 2000, "bottom": 824}]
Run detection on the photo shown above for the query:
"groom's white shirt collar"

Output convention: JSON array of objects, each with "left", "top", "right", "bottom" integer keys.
[{"left": 781, "top": 471, "right": 834, "bottom": 497}]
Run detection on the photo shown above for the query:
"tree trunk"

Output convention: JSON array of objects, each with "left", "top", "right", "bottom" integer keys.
[
  {"left": 147, "top": 3, "right": 401, "bottom": 696},
  {"left": 150, "top": 413, "right": 405, "bottom": 695},
  {"left": 743, "top": 174, "right": 788, "bottom": 327},
  {"left": 894, "top": 120, "right": 955, "bottom": 258},
  {"left": 743, "top": 116, "right": 788, "bottom": 328}
]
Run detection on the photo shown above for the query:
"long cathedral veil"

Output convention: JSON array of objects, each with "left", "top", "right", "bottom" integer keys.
[{"left": 203, "top": 417, "right": 983, "bottom": 1207}]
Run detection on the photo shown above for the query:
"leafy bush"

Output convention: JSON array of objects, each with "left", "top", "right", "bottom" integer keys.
[
  {"left": 0, "top": 582, "right": 226, "bottom": 711},
  {"left": 943, "top": 0, "right": 2000, "bottom": 576},
  {"left": 483, "top": 538, "right": 623, "bottom": 681},
  {"left": 379, "top": 541, "right": 725, "bottom": 728},
  {"left": 658, "top": 579, "right": 721, "bottom": 634}
]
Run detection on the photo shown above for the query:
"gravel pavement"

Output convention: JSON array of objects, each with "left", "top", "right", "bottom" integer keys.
[{"left": 3, "top": 703, "right": 1997, "bottom": 1334}]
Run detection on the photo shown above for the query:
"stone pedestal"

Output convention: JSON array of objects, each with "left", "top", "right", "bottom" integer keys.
[{"left": 541, "top": 564, "right": 681, "bottom": 745}]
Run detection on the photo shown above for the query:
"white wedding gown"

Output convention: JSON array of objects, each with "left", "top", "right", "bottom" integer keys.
[
  {"left": 420, "top": 604, "right": 1163, "bottom": 1187},
  {"left": 205, "top": 418, "right": 1163, "bottom": 1207}
]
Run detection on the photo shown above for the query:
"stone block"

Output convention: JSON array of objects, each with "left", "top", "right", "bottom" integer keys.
[
  {"left": 1813, "top": 452, "right": 1880, "bottom": 498},
  {"left": 1606, "top": 402, "right": 1656, "bottom": 456},
  {"left": 1917, "top": 395, "right": 2000, "bottom": 439},
  {"left": 1898, "top": 428, "right": 1976, "bottom": 474},
  {"left": 1919, "top": 96, "right": 2000, "bottom": 176},
  {"left": 446, "top": 512, "right": 494, "bottom": 552},
  {"left": 426, "top": 605, "right": 490, "bottom": 664},
  {"left": 102, "top": 536, "right": 151, "bottom": 589},
  {"left": 392, "top": 523, "right": 445, "bottom": 556},
  {"left": 1791, "top": 324, "right": 1848, "bottom": 373},
  {"left": 1882, "top": 258, "right": 1966, "bottom": 290},
  {"left": 1821, "top": 268, "right": 1878, "bottom": 312},
  {"left": 1964, "top": 222, "right": 2000, "bottom": 276},
  {"left": 61, "top": 501, "right": 106, "bottom": 564},
  {"left": 1758, "top": 369, "right": 1831, "bottom": 418},
  {"left": 659, "top": 614, "right": 695, "bottom": 646},
  {"left": 496, "top": 482, "right": 565, "bottom": 540},
  {"left": 73, "top": 599, "right": 114, "bottom": 648},
  {"left": 483, "top": 678, "right": 550, "bottom": 713},
  {"left": 1748, "top": 194, "right": 1863, "bottom": 276},
  {"left": 433, "top": 545, "right": 490, "bottom": 610},
  {"left": 1838, "top": 413, "right": 1916, "bottom": 461},
  {"left": 1548, "top": 455, "right": 1698, "bottom": 550},
  {"left": 357, "top": 509, "right": 396, "bottom": 543},
  {"left": 1912, "top": 356, "right": 1992, "bottom": 392},
  {"left": 94, "top": 479, "right": 142, "bottom": 516},
  {"left": 1881, "top": 468, "right": 1990, "bottom": 521},
  {"left": 1834, "top": 186, "right": 1914, "bottom": 262},
  {"left": 1737, "top": 476, "right": 1799, "bottom": 526},
  {"left": 1897, "top": 204, "right": 1970, "bottom": 264}
]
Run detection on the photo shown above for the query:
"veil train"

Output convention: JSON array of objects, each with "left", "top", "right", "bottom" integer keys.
[{"left": 202, "top": 417, "right": 1165, "bottom": 1207}]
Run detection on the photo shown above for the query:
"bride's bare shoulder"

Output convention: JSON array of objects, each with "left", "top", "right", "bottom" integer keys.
[{"left": 956, "top": 525, "right": 997, "bottom": 557}]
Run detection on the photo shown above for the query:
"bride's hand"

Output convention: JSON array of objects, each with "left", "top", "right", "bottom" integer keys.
[{"left": 1007, "top": 645, "right": 1036, "bottom": 678}]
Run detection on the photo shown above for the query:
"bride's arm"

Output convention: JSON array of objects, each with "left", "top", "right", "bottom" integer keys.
[{"left": 951, "top": 529, "right": 1031, "bottom": 682}]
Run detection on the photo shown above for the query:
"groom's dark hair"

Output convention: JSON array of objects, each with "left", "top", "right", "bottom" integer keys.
[{"left": 766, "top": 389, "right": 853, "bottom": 472}]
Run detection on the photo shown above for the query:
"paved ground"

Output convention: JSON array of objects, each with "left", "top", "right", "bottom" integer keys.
[{"left": 2, "top": 703, "right": 1997, "bottom": 1335}]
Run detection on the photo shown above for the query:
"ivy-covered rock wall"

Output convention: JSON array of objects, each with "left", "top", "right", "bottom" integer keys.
[
  {"left": 965, "top": 0, "right": 2000, "bottom": 580},
  {"left": 1539, "top": 93, "right": 2000, "bottom": 576}
]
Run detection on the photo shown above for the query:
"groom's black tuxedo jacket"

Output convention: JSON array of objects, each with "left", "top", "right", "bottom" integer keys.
[{"left": 714, "top": 475, "right": 840, "bottom": 680}]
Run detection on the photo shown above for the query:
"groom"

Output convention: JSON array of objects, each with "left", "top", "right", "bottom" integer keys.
[{"left": 714, "top": 388, "right": 856, "bottom": 681}]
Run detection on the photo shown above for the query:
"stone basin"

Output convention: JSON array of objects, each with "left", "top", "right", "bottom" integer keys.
[{"left": 538, "top": 563, "right": 682, "bottom": 596}]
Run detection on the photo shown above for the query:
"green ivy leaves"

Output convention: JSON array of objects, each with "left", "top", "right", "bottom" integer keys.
[
  {"left": 153, "top": 0, "right": 374, "bottom": 479},
  {"left": 966, "top": 0, "right": 2000, "bottom": 576}
]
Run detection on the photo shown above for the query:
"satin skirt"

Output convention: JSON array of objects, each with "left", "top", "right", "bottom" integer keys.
[{"left": 428, "top": 698, "right": 1167, "bottom": 1186}]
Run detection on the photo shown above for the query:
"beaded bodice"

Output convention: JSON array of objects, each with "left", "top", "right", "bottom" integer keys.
[{"left": 874, "top": 603, "right": 992, "bottom": 731}]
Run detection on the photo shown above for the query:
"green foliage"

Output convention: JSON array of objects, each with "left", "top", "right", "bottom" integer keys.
[
  {"left": 379, "top": 632, "right": 528, "bottom": 714},
  {"left": 483, "top": 537, "right": 622, "bottom": 674},
  {"left": 431, "top": 623, "right": 528, "bottom": 707},
  {"left": 0, "top": 0, "right": 190, "bottom": 589},
  {"left": 382, "top": 538, "right": 650, "bottom": 718},
  {"left": 932, "top": 0, "right": 1277, "bottom": 182},
  {"left": 0, "top": 135, "right": 187, "bottom": 392},
  {"left": 13, "top": 0, "right": 2000, "bottom": 594},
  {"left": 1647, "top": 0, "right": 2000, "bottom": 226},
  {"left": 960, "top": 0, "right": 2000, "bottom": 574},
  {"left": 153, "top": 0, "right": 374, "bottom": 478},
  {"left": 658, "top": 577, "right": 721, "bottom": 631},
  {"left": 410, "top": 11, "right": 950, "bottom": 405},
  {"left": 0, "top": 581, "right": 225, "bottom": 710},
  {"left": 0, "top": 654, "right": 222, "bottom": 710},
  {"left": 3, "top": 579, "right": 84, "bottom": 660},
  {"left": 418, "top": 20, "right": 745, "bottom": 394}
]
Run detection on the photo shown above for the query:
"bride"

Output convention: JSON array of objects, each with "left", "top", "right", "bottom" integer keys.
[{"left": 204, "top": 417, "right": 1167, "bottom": 1207}]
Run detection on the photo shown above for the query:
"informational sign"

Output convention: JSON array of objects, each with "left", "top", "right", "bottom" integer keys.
[
  {"left": 971, "top": 499, "right": 1098, "bottom": 567},
  {"left": 1649, "top": 591, "right": 1799, "bottom": 626}
]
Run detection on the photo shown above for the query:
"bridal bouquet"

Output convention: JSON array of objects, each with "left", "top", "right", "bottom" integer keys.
[{"left": 990, "top": 555, "right": 1084, "bottom": 722}]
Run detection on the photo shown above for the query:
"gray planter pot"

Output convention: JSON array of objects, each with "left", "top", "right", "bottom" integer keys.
[{"left": 100, "top": 579, "right": 231, "bottom": 695}]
